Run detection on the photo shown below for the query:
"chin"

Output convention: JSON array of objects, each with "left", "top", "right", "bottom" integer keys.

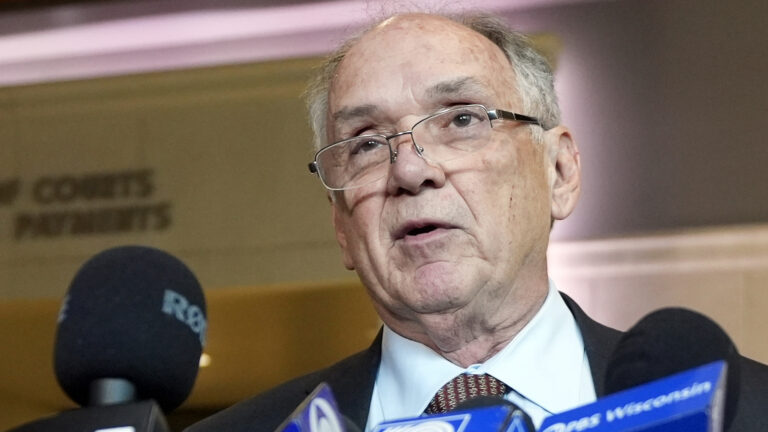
[{"left": 405, "top": 282, "right": 474, "bottom": 315}]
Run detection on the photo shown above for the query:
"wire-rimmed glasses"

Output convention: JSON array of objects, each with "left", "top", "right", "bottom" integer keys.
[{"left": 308, "top": 104, "right": 541, "bottom": 191}]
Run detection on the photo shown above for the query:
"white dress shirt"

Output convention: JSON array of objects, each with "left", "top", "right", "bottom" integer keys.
[{"left": 365, "top": 281, "right": 596, "bottom": 430}]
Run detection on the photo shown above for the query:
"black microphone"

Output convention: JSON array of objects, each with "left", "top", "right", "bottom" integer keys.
[
  {"left": 10, "top": 245, "right": 206, "bottom": 432},
  {"left": 341, "top": 414, "right": 362, "bottom": 432},
  {"left": 604, "top": 307, "right": 740, "bottom": 431},
  {"left": 55, "top": 245, "right": 206, "bottom": 411}
]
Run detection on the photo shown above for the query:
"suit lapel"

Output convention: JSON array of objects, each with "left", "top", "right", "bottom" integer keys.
[
  {"left": 560, "top": 292, "right": 623, "bottom": 396},
  {"left": 310, "top": 330, "right": 383, "bottom": 428}
]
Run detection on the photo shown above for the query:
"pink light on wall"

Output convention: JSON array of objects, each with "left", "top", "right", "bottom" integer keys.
[{"left": 0, "top": 0, "right": 607, "bottom": 87}]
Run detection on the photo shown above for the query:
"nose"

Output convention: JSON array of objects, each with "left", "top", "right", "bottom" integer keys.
[{"left": 385, "top": 134, "right": 446, "bottom": 195}]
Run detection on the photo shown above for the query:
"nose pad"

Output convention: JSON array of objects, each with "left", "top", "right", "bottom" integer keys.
[
  {"left": 387, "top": 131, "right": 422, "bottom": 163},
  {"left": 385, "top": 132, "right": 447, "bottom": 195}
]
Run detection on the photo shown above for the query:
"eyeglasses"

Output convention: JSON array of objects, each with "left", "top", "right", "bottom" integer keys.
[{"left": 308, "top": 104, "right": 541, "bottom": 190}]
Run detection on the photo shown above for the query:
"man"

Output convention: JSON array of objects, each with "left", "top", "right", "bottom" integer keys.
[{"left": 188, "top": 11, "right": 768, "bottom": 432}]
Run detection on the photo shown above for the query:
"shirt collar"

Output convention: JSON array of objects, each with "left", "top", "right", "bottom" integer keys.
[
  {"left": 375, "top": 281, "right": 592, "bottom": 422},
  {"left": 482, "top": 281, "right": 592, "bottom": 414}
]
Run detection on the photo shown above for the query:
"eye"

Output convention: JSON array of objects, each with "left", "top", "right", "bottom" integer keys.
[
  {"left": 451, "top": 113, "right": 474, "bottom": 127},
  {"left": 350, "top": 137, "right": 385, "bottom": 155}
]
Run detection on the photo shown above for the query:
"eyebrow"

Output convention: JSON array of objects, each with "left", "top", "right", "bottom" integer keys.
[
  {"left": 331, "top": 104, "right": 379, "bottom": 124},
  {"left": 424, "top": 76, "right": 490, "bottom": 100}
]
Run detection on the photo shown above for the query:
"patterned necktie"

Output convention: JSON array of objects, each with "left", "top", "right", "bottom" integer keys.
[{"left": 424, "top": 373, "right": 510, "bottom": 414}]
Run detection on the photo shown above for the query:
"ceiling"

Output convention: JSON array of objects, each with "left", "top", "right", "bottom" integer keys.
[{"left": 0, "top": 0, "right": 604, "bottom": 86}]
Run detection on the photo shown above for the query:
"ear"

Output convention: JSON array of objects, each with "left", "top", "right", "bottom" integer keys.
[
  {"left": 546, "top": 126, "right": 581, "bottom": 221},
  {"left": 331, "top": 199, "right": 356, "bottom": 270}
]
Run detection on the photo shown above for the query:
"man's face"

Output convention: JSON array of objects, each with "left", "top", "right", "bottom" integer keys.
[{"left": 326, "top": 15, "right": 568, "bottom": 334}]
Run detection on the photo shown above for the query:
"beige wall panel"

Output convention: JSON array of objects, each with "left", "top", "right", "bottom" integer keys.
[
  {"left": 178, "top": 243, "right": 351, "bottom": 294},
  {"left": 562, "top": 272, "right": 746, "bottom": 347},
  {"left": 0, "top": 118, "right": 19, "bottom": 175},
  {"left": 743, "top": 271, "right": 768, "bottom": 362},
  {"left": 13, "top": 115, "right": 142, "bottom": 175},
  {"left": 549, "top": 224, "right": 768, "bottom": 364},
  {"left": 0, "top": 59, "right": 351, "bottom": 299}
]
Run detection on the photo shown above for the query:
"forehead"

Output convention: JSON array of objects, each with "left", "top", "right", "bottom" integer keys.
[{"left": 328, "top": 15, "right": 519, "bottom": 123}]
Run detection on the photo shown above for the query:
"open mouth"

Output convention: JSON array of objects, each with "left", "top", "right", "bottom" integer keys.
[
  {"left": 394, "top": 221, "right": 453, "bottom": 240},
  {"left": 407, "top": 225, "right": 439, "bottom": 236}
]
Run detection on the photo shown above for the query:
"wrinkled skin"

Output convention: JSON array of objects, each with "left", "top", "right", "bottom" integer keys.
[{"left": 327, "top": 14, "right": 582, "bottom": 367}]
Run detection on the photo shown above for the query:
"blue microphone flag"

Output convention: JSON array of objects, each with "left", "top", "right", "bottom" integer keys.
[
  {"left": 539, "top": 361, "right": 726, "bottom": 432},
  {"left": 277, "top": 383, "right": 347, "bottom": 432},
  {"left": 373, "top": 404, "right": 533, "bottom": 432}
]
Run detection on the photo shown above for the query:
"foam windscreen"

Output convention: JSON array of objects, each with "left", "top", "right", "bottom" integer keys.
[
  {"left": 54, "top": 245, "right": 206, "bottom": 412},
  {"left": 604, "top": 307, "right": 740, "bottom": 430}
]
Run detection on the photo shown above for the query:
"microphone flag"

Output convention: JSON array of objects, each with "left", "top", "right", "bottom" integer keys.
[
  {"left": 277, "top": 383, "right": 347, "bottom": 432},
  {"left": 539, "top": 361, "right": 727, "bottom": 432},
  {"left": 373, "top": 404, "right": 533, "bottom": 432}
]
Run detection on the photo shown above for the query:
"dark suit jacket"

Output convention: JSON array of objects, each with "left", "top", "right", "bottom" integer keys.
[{"left": 186, "top": 294, "right": 768, "bottom": 432}]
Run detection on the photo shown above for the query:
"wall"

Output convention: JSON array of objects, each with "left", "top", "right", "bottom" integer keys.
[
  {"left": 550, "top": 223, "right": 768, "bottom": 363},
  {"left": 0, "top": 58, "right": 352, "bottom": 300},
  {"left": 503, "top": 0, "right": 768, "bottom": 241},
  {"left": 1, "top": 0, "right": 766, "bottom": 300}
]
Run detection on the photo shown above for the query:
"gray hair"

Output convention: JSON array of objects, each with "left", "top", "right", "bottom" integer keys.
[{"left": 305, "top": 13, "right": 561, "bottom": 152}]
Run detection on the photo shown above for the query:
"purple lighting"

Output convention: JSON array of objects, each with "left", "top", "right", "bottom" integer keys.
[{"left": 0, "top": 0, "right": 597, "bottom": 87}]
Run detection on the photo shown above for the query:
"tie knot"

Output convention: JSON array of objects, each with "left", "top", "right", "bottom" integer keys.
[{"left": 424, "top": 373, "right": 510, "bottom": 415}]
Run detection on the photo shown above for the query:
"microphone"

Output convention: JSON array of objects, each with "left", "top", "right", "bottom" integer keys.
[
  {"left": 539, "top": 307, "right": 739, "bottom": 432},
  {"left": 539, "top": 361, "right": 728, "bottom": 432},
  {"left": 276, "top": 382, "right": 355, "bottom": 432},
  {"left": 453, "top": 396, "right": 535, "bottom": 432},
  {"left": 10, "top": 245, "right": 206, "bottom": 432},
  {"left": 341, "top": 415, "right": 362, "bottom": 432},
  {"left": 604, "top": 308, "right": 740, "bottom": 430},
  {"left": 373, "top": 397, "right": 534, "bottom": 432}
]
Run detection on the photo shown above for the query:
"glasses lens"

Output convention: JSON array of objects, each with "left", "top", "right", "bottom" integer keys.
[
  {"left": 316, "top": 135, "right": 390, "bottom": 189},
  {"left": 413, "top": 105, "right": 492, "bottom": 163}
]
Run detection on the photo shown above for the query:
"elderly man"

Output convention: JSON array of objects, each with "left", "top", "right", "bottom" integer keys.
[{"left": 189, "top": 11, "right": 767, "bottom": 432}]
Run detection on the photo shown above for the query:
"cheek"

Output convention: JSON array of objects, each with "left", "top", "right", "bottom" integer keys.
[
  {"left": 340, "top": 195, "right": 386, "bottom": 253},
  {"left": 474, "top": 141, "right": 551, "bottom": 226}
]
